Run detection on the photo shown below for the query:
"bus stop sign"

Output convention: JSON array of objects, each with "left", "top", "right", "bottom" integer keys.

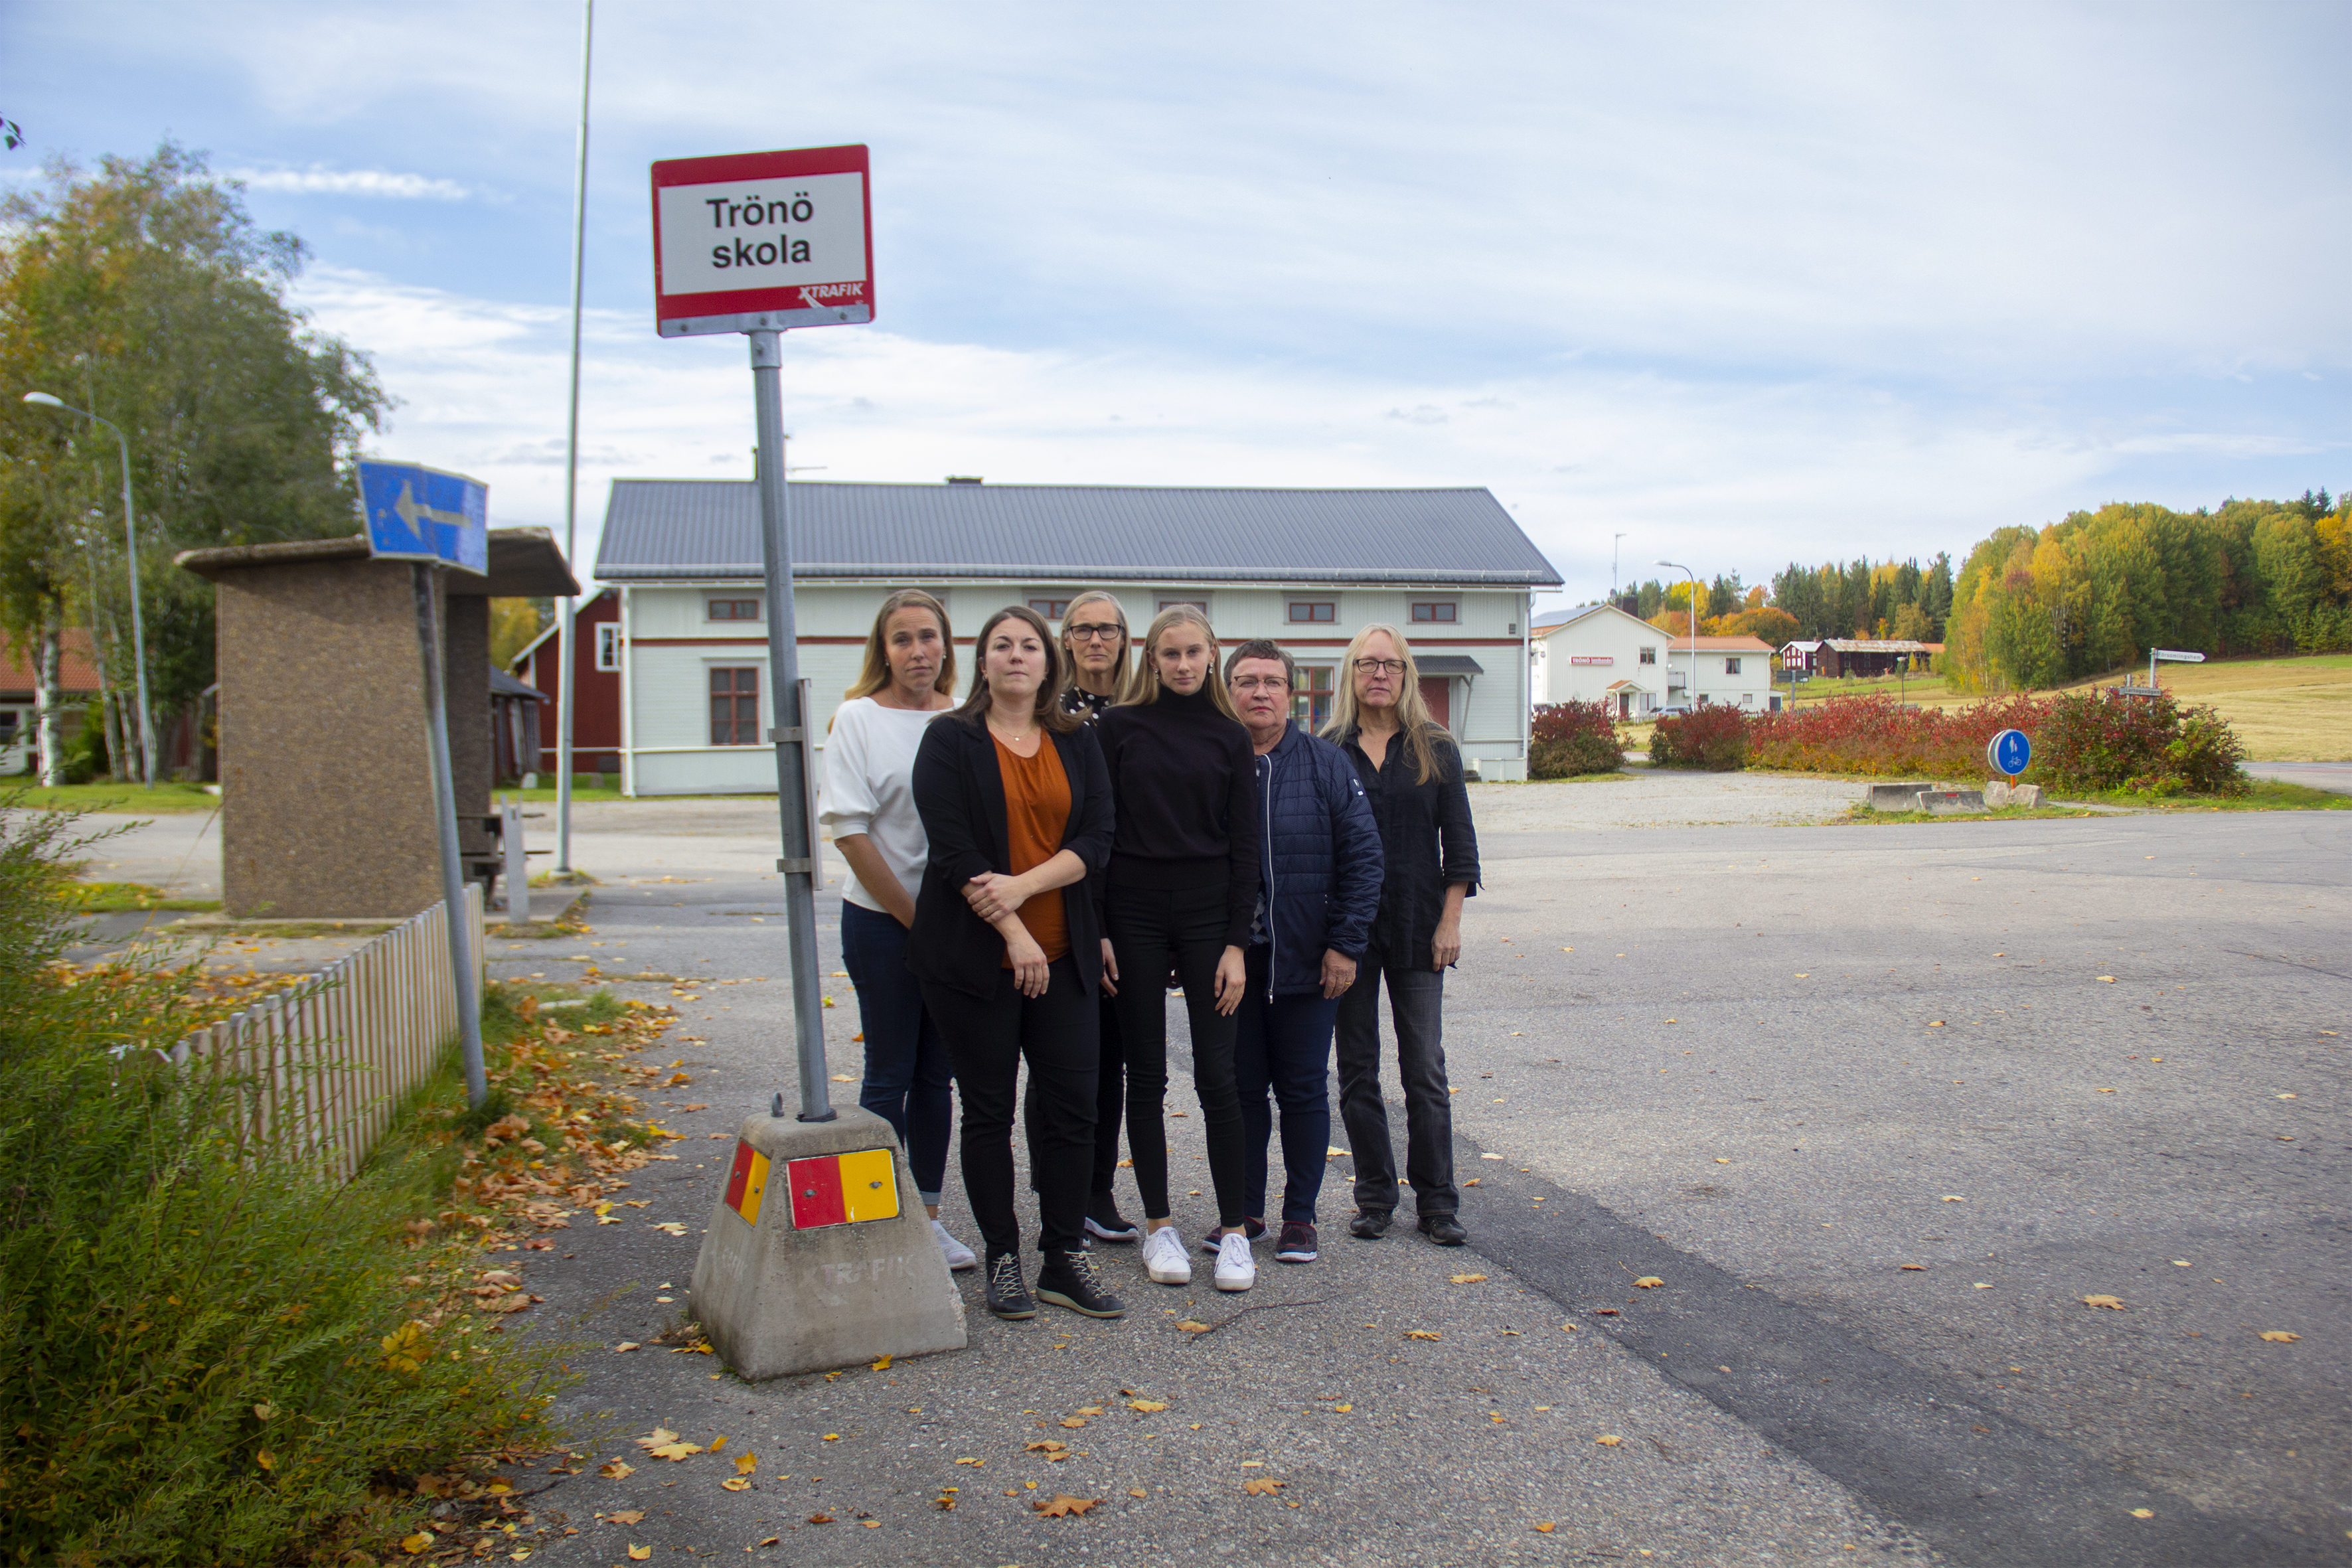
[
  {"left": 1988, "top": 728, "right": 2031, "bottom": 777},
  {"left": 651, "top": 144, "right": 873, "bottom": 337}
]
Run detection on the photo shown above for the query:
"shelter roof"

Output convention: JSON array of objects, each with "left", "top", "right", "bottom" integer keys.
[
  {"left": 175, "top": 529, "right": 581, "bottom": 598},
  {"left": 1417, "top": 655, "right": 1486, "bottom": 676},
  {"left": 594, "top": 481, "right": 1562, "bottom": 588}
]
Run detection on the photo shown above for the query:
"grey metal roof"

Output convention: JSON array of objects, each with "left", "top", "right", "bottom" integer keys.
[
  {"left": 1417, "top": 655, "right": 1486, "bottom": 676},
  {"left": 595, "top": 481, "right": 1561, "bottom": 588}
]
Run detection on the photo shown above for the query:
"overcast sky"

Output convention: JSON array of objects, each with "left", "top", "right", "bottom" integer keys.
[{"left": 6, "top": 1, "right": 2346, "bottom": 607}]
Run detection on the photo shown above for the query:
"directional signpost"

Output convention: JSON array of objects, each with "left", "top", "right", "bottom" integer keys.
[
  {"left": 360, "top": 460, "right": 491, "bottom": 1108},
  {"left": 2151, "top": 648, "right": 2206, "bottom": 687},
  {"left": 655, "top": 145, "right": 965, "bottom": 1376}
]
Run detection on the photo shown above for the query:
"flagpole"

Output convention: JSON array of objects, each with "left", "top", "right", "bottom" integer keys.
[{"left": 555, "top": 0, "right": 593, "bottom": 874}]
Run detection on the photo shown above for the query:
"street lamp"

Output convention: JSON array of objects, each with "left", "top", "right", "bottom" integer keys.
[
  {"left": 1659, "top": 560, "right": 1698, "bottom": 713},
  {"left": 24, "top": 392, "right": 158, "bottom": 787}
]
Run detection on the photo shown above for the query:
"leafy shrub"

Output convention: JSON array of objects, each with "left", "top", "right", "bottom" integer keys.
[
  {"left": 2033, "top": 689, "right": 2247, "bottom": 796},
  {"left": 1529, "top": 700, "right": 1624, "bottom": 777},
  {"left": 1650, "top": 704, "right": 1749, "bottom": 769},
  {"left": 1743, "top": 692, "right": 2047, "bottom": 778},
  {"left": 0, "top": 804, "right": 566, "bottom": 1565}
]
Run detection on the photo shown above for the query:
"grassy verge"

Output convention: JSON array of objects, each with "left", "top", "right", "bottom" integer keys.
[
  {"left": 1836, "top": 777, "right": 2349, "bottom": 823},
  {"left": 1, "top": 781, "right": 222, "bottom": 814},
  {"left": 61, "top": 879, "right": 222, "bottom": 913}
]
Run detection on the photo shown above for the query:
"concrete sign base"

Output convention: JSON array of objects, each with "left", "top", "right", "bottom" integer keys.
[
  {"left": 1867, "top": 781, "right": 1928, "bottom": 811},
  {"left": 690, "top": 1107, "right": 967, "bottom": 1380},
  {"left": 1913, "top": 789, "right": 1987, "bottom": 815},
  {"left": 1984, "top": 780, "right": 2043, "bottom": 809}
]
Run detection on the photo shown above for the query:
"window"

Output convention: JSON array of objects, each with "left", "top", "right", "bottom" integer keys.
[
  {"left": 1027, "top": 597, "right": 1072, "bottom": 621},
  {"left": 1157, "top": 599, "right": 1208, "bottom": 615},
  {"left": 1725, "top": 657, "right": 1743, "bottom": 675},
  {"left": 1741, "top": 692, "right": 1755, "bottom": 706},
  {"left": 1638, "top": 646, "right": 1656, "bottom": 665},
  {"left": 1287, "top": 600, "right": 1336, "bottom": 624},
  {"left": 707, "top": 597, "right": 762, "bottom": 622},
  {"left": 593, "top": 623, "right": 620, "bottom": 672},
  {"left": 1292, "top": 665, "right": 1335, "bottom": 730},
  {"left": 709, "top": 667, "right": 760, "bottom": 745},
  {"left": 1409, "top": 601, "right": 1458, "bottom": 624}
]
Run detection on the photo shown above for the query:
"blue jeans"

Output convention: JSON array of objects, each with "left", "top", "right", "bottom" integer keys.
[
  {"left": 1235, "top": 945, "right": 1343, "bottom": 1224},
  {"left": 840, "top": 900, "right": 952, "bottom": 1204}
]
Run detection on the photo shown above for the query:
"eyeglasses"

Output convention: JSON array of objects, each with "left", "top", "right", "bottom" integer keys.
[
  {"left": 1229, "top": 676, "right": 1291, "bottom": 693},
  {"left": 1065, "top": 623, "right": 1125, "bottom": 642},
  {"left": 1352, "top": 658, "right": 1407, "bottom": 675}
]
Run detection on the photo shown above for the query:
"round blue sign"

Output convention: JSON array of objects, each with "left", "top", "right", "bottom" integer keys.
[{"left": 1988, "top": 728, "right": 2031, "bottom": 777}]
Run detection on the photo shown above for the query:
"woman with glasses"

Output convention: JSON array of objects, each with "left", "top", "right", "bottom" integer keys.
[
  {"left": 1054, "top": 591, "right": 1146, "bottom": 1245},
  {"left": 1096, "top": 606, "right": 1263, "bottom": 1292},
  {"left": 909, "top": 606, "right": 1122, "bottom": 1321},
  {"left": 1321, "top": 623, "right": 1480, "bottom": 1249},
  {"left": 819, "top": 589, "right": 976, "bottom": 1273}
]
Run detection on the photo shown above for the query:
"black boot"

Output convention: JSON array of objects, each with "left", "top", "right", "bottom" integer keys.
[
  {"left": 984, "top": 1253, "right": 1036, "bottom": 1320},
  {"left": 1036, "top": 1249, "right": 1127, "bottom": 1319},
  {"left": 1418, "top": 1213, "right": 1468, "bottom": 1247},
  {"left": 1349, "top": 1209, "right": 1394, "bottom": 1240}
]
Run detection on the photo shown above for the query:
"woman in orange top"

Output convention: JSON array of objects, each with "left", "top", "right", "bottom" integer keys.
[{"left": 909, "top": 607, "right": 1121, "bottom": 1322}]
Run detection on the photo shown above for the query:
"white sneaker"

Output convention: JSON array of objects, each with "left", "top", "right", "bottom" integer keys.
[
  {"left": 1142, "top": 1225, "right": 1193, "bottom": 1286},
  {"left": 932, "top": 1218, "right": 977, "bottom": 1272},
  {"left": 1213, "top": 1230, "right": 1257, "bottom": 1293}
]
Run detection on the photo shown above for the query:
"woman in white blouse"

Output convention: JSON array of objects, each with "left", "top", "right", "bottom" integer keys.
[{"left": 820, "top": 589, "right": 975, "bottom": 1271}]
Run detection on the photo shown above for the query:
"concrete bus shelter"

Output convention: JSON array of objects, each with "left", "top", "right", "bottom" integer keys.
[{"left": 177, "top": 529, "right": 580, "bottom": 920}]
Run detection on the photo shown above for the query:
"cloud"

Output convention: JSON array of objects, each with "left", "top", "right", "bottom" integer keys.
[{"left": 225, "top": 166, "right": 485, "bottom": 200}]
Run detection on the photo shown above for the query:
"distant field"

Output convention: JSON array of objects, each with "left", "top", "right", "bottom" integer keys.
[{"left": 1674, "top": 653, "right": 2349, "bottom": 761}]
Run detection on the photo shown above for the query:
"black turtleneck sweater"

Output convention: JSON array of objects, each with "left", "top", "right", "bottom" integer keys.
[{"left": 1094, "top": 686, "right": 1262, "bottom": 948}]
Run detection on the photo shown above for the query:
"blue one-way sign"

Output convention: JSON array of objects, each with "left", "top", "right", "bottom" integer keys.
[{"left": 358, "top": 461, "right": 488, "bottom": 576}]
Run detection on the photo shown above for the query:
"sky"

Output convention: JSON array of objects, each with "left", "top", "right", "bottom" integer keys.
[{"left": 5, "top": 1, "right": 2347, "bottom": 611}]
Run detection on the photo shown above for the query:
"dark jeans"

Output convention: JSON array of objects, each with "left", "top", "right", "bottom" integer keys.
[
  {"left": 1334, "top": 938, "right": 1456, "bottom": 1217},
  {"left": 1235, "top": 944, "right": 1342, "bottom": 1224},
  {"left": 923, "top": 955, "right": 1098, "bottom": 1259},
  {"left": 1089, "top": 992, "right": 1127, "bottom": 1205},
  {"left": 840, "top": 900, "right": 951, "bottom": 1204},
  {"left": 1107, "top": 884, "right": 1247, "bottom": 1229}
]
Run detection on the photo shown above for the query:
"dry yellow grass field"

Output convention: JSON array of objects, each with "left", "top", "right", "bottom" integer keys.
[{"left": 1613, "top": 654, "right": 2352, "bottom": 761}]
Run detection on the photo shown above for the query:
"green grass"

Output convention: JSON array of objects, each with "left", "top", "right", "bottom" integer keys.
[
  {"left": 2, "top": 780, "right": 222, "bottom": 814},
  {"left": 1838, "top": 776, "right": 2349, "bottom": 823},
  {"left": 61, "top": 880, "right": 221, "bottom": 913}
]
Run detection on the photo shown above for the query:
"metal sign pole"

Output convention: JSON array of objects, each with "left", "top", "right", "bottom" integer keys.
[
  {"left": 555, "top": 0, "right": 594, "bottom": 874},
  {"left": 412, "top": 562, "right": 489, "bottom": 1108},
  {"left": 748, "top": 329, "right": 833, "bottom": 1123}
]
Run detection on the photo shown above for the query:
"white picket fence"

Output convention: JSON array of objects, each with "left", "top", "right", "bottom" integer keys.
[{"left": 166, "top": 886, "right": 485, "bottom": 1179}]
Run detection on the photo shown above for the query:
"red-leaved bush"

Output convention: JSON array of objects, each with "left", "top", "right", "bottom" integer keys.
[
  {"left": 1742, "top": 692, "right": 2046, "bottom": 778},
  {"left": 1650, "top": 705, "right": 1749, "bottom": 770},
  {"left": 1528, "top": 700, "right": 1624, "bottom": 777}
]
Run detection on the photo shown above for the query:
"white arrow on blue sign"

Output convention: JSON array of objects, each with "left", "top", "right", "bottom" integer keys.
[
  {"left": 358, "top": 461, "right": 488, "bottom": 576},
  {"left": 1987, "top": 728, "right": 2031, "bottom": 777}
]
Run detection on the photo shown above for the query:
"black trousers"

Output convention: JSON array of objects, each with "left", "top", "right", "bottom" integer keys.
[
  {"left": 1022, "top": 990, "right": 1125, "bottom": 1212},
  {"left": 923, "top": 955, "right": 1098, "bottom": 1259},
  {"left": 1107, "top": 884, "right": 1247, "bottom": 1229},
  {"left": 1334, "top": 937, "right": 1457, "bottom": 1217}
]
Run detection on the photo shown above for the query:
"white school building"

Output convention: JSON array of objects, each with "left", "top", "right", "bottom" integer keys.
[
  {"left": 590, "top": 479, "right": 1563, "bottom": 793},
  {"left": 1532, "top": 602, "right": 1778, "bottom": 716}
]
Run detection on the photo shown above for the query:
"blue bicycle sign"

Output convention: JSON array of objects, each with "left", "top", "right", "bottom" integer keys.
[{"left": 1987, "top": 728, "right": 2031, "bottom": 777}]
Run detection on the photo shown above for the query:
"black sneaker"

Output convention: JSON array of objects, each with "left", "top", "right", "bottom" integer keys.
[
  {"left": 1197, "top": 1218, "right": 1266, "bottom": 1254},
  {"left": 984, "top": 1253, "right": 1036, "bottom": 1320},
  {"left": 1275, "top": 1221, "right": 1318, "bottom": 1263},
  {"left": 1418, "top": 1214, "right": 1468, "bottom": 1247},
  {"left": 1348, "top": 1209, "right": 1393, "bottom": 1241},
  {"left": 1083, "top": 1199, "right": 1141, "bottom": 1243},
  {"left": 1035, "top": 1249, "right": 1127, "bottom": 1318}
]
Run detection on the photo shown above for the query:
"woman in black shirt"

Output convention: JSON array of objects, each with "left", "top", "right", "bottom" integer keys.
[{"left": 1095, "top": 607, "right": 1263, "bottom": 1293}]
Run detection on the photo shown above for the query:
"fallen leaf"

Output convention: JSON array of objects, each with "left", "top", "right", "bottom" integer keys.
[
  {"left": 829, "top": 1073, "right": 855, "bottom": 1083},
  {"left": 2080, "top": 1295, "right": 2126, "bottom": 1310},
  {"left": 756, "top": 1538, "right": 779, "bottom": 1547},
  {"left": 1941, "top": 1195, "right": 1966, "bottom": 1202},
  {"left": 870, "top": 1354, "right": 892, "bottom": 1372},
  {"left": 1901, "top": 1264, "right": 1926, "bottom": 1271},
  {"left": 256, "top": 1449, "right": 275, "bottom": 1471},
  {"left": 1633, "top": 1277, "right": 1664, "bottom": 1289},
  {"left": 1535, "top": 1522, "right": 1557, "bottom": 1533},
  {"left": 1025, "top": 1441, "right": 1069, "bottom": 1454},
  {"left": 708, "top": 1437, "right": 728, "bottom": 1454},
  {"left": 628, "top": 1549, "right": 652, "bottom": 1562},
  {"left": 1242, "top": 1478, "right": 1285, "bottom": 1496},
  {"left": 612, "top": 1342, "right": 640, "bottom": 1353},
  {"left": 651, "top": 1221, "right": 688, "bottom": 1235},
  {"left": 1596, "top": 1435, "right": 1622, "bottom": 1447},
  {"left": 1126, "top": 1399, "right": 1168, "bottom": 1412},
  {"left": 599, "top": 1460, "right": 635, "bottom": 1480},
  {"left": 1593, "top": 1307, "right": 1620, "bottom": 1316},
  {"left": 1561, "top": 1322, "right": 1578, "bottom": 1332},
  {"left": 1480, "top": 1152, "right": 1505, "bottom": 1161},
  {"left": 1452, "top": 1273, "right": 1489, "bottom": 1285},
  {"left": 735, "top": 1452, "right": 757, "bottom": 1474},
  {"left": 2098, "top": 976, "right": 2115, "bottom": 983},
  {"left": 722, "top": 1476, "right": 753, "bottom": 1491},
  {"left": 1405, "top": 1330, "right": 1441, "bottom": 1341},
  {"left": 401, "top": 1533, "right": 433, "bottom": 1556},
  {"left": 1060, "top": 1417, "right": 1088, "bottom": 1429},
  {"left": 1334, "top": 1403, "right": 1353, "bottom": 1412},
  {"left": 1929, "top": 1021, "right": 1946, "bottom": 1028},
  {"left": 806, "top": 1514, "right": 834, "bottom": 1525},
  {"left": 1129, "top": 1488, "right": 1148, "bottom": 1498},
  {"left": 1074, "top": 1406, "right": 1103, "bottom": 1416},
  {"left": 1463, "top": 1178, "right": 1481, "bottom": 1187},
  {"left": 1033, "top": 1494, "right": 1099, "bottom": 1517},
  {"left": 955, "top": 1456, "right": 983, "bottom": 1466},
  {"left": 1176, "top": 1320, "right": 1211, "bottom": 1333},
  {"left": 607, "top": 1512, "right": 645, "bottom": 1526},
  {"left": 2259, "top": 1331, "right": 2300, "bottom": 1343},
  {"left": 2130, "top": 1508, "right": 2154, "bottom": 1519}
]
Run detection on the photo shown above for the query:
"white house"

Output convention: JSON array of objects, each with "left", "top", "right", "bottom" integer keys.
[
  {"left": 591, "top": 479, "right": 1563, "bottom": 793},
  {"left": 1533, "top": 603, "right": 1778, "bottom": 715}
]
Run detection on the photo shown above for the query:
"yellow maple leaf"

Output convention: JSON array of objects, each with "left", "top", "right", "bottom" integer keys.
[
  {"left": 400, "top": 1533, "right": 433, "bottom": 1555},
  {"left": 1243, "top": 1478, "right": 1285, "bottom": 1496},
  {"left": 628, "top": 1548, "right": 652, "bottom": 1562},
  {"left": 708, "top": 1437, "right": 728, "bottom": 1454},
  {"left": 1535, "top": 1522, "right": 1557, "bottom": 1533},
  {"left": 721, "top": 1476, "right": 752, "bottom": 1491},
  {"left": 1176, "top": 1319, "right": 1211, "bottom": 1333},
  {"left": 1451, "top": 1273, "right": 1488, "bottom": 1285},
  {"left": 1033, "top": 1494, "right": 1099, "bottom": 1516},
  {"left": 2080, "top": 1295, "right": 2126, "bottom": 1310},
  {"left": 2259, "top": 1331, "right": 2300, "bottom": 1343},
  {"left": 1405, "top": 1330, "right": 1441, "bottom": 1340},
  {"left": 1333, "top": 1403, "right": 1353, "bottom": 1413},
  {"left": 1596, "top": 1435, "right": 1622, "bottom": 1447},
  {"left": 870, "top": 1354, "right": 892, "bottom": 1372},
  {"left": 1126, "top": 1399, "right": 1168, "bottom": 1412},
  {"left": 735, "top": 1451, "right": 757, "bottom": 1474},
  {"left": 1633, "top": 1277, "right": 1664, "bottom": 1288},
  {"left": 599, "top": 1459, "right": 634, "bottom": 1479}
]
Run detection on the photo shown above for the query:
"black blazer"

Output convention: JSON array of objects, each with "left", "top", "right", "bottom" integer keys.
[{"left": 907, "top": 716, "right": 1115, "bottom": 1000}]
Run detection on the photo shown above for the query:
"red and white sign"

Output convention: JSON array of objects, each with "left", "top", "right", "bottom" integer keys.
[
  {"left": 651, "top": 144, "right": 873, "bottom": 337},
  {"left": 1569, "top": 655, "right": 1614, "bottom": 665}
]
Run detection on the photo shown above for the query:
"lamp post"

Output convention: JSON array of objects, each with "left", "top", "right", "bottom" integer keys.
[
  {"left": 25, "top": 392, "right": 157, "bottom": 787},
  {"left": 1659, "top": 560, "right": 1698, "bottom": 713},
  {"left": 555, "top": 0, "right": 594, "bottom": 874}
]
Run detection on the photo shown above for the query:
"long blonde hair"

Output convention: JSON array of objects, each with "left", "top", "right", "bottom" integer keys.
[
  {"left": 1119, "top": 603, "right": 1239, "bottom": 722},
  {"left": 844, "top": 589, "right": 956, "bottom": 702},
  {"left": 1058, "top": 588, "right": 1131, "bottom": 696},
  {"left": 1322, "top": 622, "right": 1447, "bottom": 784}
]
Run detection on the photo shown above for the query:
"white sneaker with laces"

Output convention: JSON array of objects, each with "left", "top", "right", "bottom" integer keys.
[
  {"left": 1213, "top": 1229, "right": 1257, "bottom": 1292},
  {"left": 1142, "top": 1225, "right": 1192, "bottom": 1286},
  {"left": 932, "top": 1218, "right": 978, "bottom": 1272}
]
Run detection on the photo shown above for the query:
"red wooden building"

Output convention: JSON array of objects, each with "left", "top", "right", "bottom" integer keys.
[{"left": 509, "top": 589, "right": 624, "bottom": 779}]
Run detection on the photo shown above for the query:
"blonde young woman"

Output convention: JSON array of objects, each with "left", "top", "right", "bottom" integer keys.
[
  {"left": 1050, "top": 590, "right": 1146, "bottom": 1243},
  {"left": 817, "top": 589, "right": 976, "bottom": 1272},
  {"left": 1320, "top": 624, "right": 1481, "bottom": 1248},
  {"left": 1094, "top": 607, "right": 1264, "bottom": 1291}
]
